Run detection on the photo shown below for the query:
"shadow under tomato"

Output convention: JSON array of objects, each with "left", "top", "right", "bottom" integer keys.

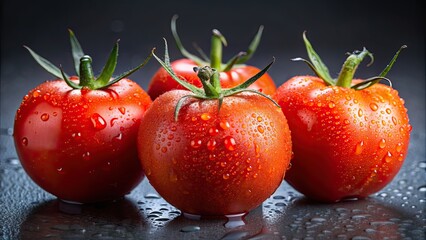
[
  {"left": 19, "top": 197, "right": 149, "bottom": 239},
  {"left": 267, "top": 196, "right": 424, "bottom": 239}
]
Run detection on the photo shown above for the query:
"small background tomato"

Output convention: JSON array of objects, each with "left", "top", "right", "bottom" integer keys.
[
  {"left": 138, "top": 90, "right": 292, "bottom": 215},
  {"left": 148, "top": 58, "right": 276, "bottom": 99},
  {"left": 14, "top": 77, "right": 152, "bottom": 203}
]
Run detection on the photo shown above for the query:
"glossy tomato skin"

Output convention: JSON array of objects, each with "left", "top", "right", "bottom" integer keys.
[
  {"left": 147, "top": 59, "right": 277, "bottom": 100},
  {"left": 14, "top": 77, "right": 152, "bottom": 203},
  {"left": 274, "top": 76, "right": 411, "bottom": 202},
  {"left": 138, "top": 90, "right": 292, "bottom": 216}
]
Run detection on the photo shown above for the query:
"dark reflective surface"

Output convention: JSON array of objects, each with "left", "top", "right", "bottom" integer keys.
[{"left": 1, "top": 0, "right": 424, "bottom": 239}]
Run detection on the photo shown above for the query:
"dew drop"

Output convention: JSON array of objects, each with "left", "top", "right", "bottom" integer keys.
[
  {"left": 190, "top": 139, "right": 202, "bottom": 149},
  {"left": 21, "top": 137, "right": 28, "bottom": 146},
  {"left": 110, "top": 118, "right": 118, "bottom": 127},
  {"left": 392, "top": 116, "right": 398, "bottom": 125},
  {"left": 118, "top": 107, "right": 126, "bottom": 114},
  {"left": 223, "top": 173, "right": 230, "bottom": 180},
  {"left": 369, "top": 103, "right": 378, "bottom": 111},
  {"left": 379, "top": 139, "right": 386, "bottom": 149},
  {"left": 200, "top": 113, "right": 211, "bottom": 121},
  {"left": 40, "top": 113, "right": 49, "bottom": 121},
  {"left": 358, "top": 109, "right": 363, "bottom": 117},
  {"left": 328, "top": 102, "right": 336, "bottom": 108},
  {"left": 220, "top": 120, "right": 230, "bottom": 130},
  {"left": 208, "top": 127, "right": 219, "bottom": 136},
  {"left": 224, "top": 213, "right": 246, "bottom": 228},
  {"left": 161, "top": 147, "right": 168, "bottom": 153},
  {"left": 206, "top": 139, "right": 216, "bottom": 151},
  {"left": 224, "top": 136, "right": 236, "bottom": 151},
  {"left": 169, "top": 170, "right": 178, "bottom": 182},
  {"left": 418, "top": 161, "right": 426, "bottom": 169},
  {"left": 396, "top": 143, "right": 403, "bottom": 153},
  {"left": 180, "top": 225, "right": 200, "bottom": 232},
  {"left": 355, "top": 141, "right": 364, "bottom": 155},
  {"left": 90, "top": 113, "right": 106, "bottom": 130},
  {"left": 383, "top": 151, "right": 392, "bottom": 163},
  {"left": 32, "top": 90, "right": 41, "bottom": 98},
  {"left": 82, "top": 152, "right": 91, "bottom": 161},
  {"left": 257, "top": 125, "right": 264, "bottom": 133}
]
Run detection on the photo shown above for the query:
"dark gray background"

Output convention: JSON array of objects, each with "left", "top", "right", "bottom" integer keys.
[{"left": 1, "top": 0, "right": 424, "bottom": 132}]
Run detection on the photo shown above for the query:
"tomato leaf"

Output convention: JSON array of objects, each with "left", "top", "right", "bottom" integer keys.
[
  {"left": 351, "top": 76, "right": 392, "bottom": 90},
  {"left": 223, "top": 58, "right": 275, "bottom": 96},
  {"left": 59, "top": 65, "right": 81, "bottom": 89},
  {"left": 235, "top": 25, "right": 264, "bottom": 65},
  {"left": 152, "top": 38, "right": 204, "bottom": 95},
  {"left": 24, "top": 45, "right": 69, "bottom": 79},
  {"left": 192, "top": 42, "right": 210, "bottom": 62},
  {"left": 171, "top": 15, "right": 208, "bottom": 66},
  {"left": 96, "top": 41, "right": 119, "bottom": 87},
  {"left": 68, "top": 29, "right": 85, "bottom": 76},
  {"left": 302, "top": 32, "right": 334, "bottom": 85},
  {"left": 102, "top": 50, "right": 153, "bottom": 89},
  {"left": 223, "top": 52, "right": 247, "bottom": 72},
  {"left": 379, "top": 45, "right": 407, "bottom": 78}
]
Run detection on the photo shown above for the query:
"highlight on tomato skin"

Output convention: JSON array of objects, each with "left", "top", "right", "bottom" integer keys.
[
  {"left": 273, "top": 33, "right": 411, "bottom": 203},
  {"left": 14, "top": 30, "right": 153, "bottom": 203}
]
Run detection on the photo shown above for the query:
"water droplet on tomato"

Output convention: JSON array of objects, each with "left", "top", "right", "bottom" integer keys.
[
  {"left": 392, "top": 116, "right": 398, "bottom": 125},
  {"left": 328, "top": 102, "right": 336, "bottom": 109},
  {"left": 397, "top": 153, "right": 404, "bottom": 161},
  {"left": 190, "top": 139, "right": 202, "bottom": 149},
  {"left": 369, "top": 103, "right": 379, "bottom": 111},
  {"left": 200, "top": 113, "right": 211, "bottom": 121},
  {"left": 383, "top": 151, "right": 392, "bottom": 163},
  {"left": 110, "top": 118, "right": 118, "bottom": 127},
  {"left": 355, "top": 141, "right": 364, "bottom": 155},
  {"left": 358, "top": 109, "right": 363, "bottom": 117},
  {"left": 206, "top": 139, "right": 216, "bottom": 151},
  {"left": 220, "top": 120, "right": 230, "bottom": 130},
  {"left": 254, "top": 142, "right": 260, "bottom": 157},
  {"left": 113, "top": 133, "right": 122, "bottom": 141},
  {"left": 118, "top": 107, "right": 126, "bottom": 114},
  {"left": 32, "top": 90, "right": 41, "bottom": 98},
  {"left": 43, "top": 93, "right": 51, "bottom": 100},
  {"left": 396, "top": 143, "right": 403, "bottom": 153},
  {"left": 208, "top": 127, "right": 219, "bottom": 136},
  {"left": 21, "top": 137, "right": 28, "bottom": 146},
  {"left": 90, "top": 113, "right": 106, "bottom": 130},
  {"left": 223, "top": 173, "right": 230, "bottom": 180},
  {"left": 40, "top": 113, "right": 49, "bottom": 121},
  {"left": 257, "top": 116, "right": 263, "bottom": 122},
  {"left": 191, "top": 116, "right": 197, "bottom": 122},
  {"left": 161, "top": 147, "right": 168, "bottom": 153},
  {"left": 57, "top": 167, "right": 64, "bottom": 174},
  {"left": 379, "top": 139, "right": 386, "bottom": 149},
  {"left": 224, "top": 136, "right": 236, "bottom": 151},
  {"left": 386, "top": 108, "right": 392, "bottom": 114},
  {"left": 82, "top": 152, "right": 91, "bottom": 161},
  {"left": 167, "top": 134, "right": 174, "bottom": 140},
  {"left": 257, "top": 125, "right": 264, "bottom": 133}
]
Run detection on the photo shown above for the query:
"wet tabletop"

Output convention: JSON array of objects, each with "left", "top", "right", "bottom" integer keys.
[
  {"left": 1, "top": 0, "right": 425, "bottom": 239},
  {"left": 1, "top": 128, "right": 425, "bottom": 239}
]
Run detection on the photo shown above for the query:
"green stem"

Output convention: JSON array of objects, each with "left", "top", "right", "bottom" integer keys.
[
  {"left": 79, "top": 55, "right": 96, "bottom": 89},
  {"left": 336, "top": 48, "right": 373, "bottom": 88},
  {"left": 196, "top": 66, "right": 220, "bottom": 97},
  {"left": 210, "top": 29, "right": 227, "bottom": 70}
]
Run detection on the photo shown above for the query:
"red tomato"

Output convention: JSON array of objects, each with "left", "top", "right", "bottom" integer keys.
[
  {"left": 275, "top": 77, "right": 410, "bottom": 202},
  {"left": 147, "top": 15, "right": 276, "bottom": 100},
  {"left": 14, "top": 77, "right": 152, "bottom": 203},
  {"left": 148, "top": 58, "right": 276, "bottom": 99},
  {"left": 273, "top": 33, "right": 411, "bottom": 202},
  {"left": 138, "top": 90, "right": 292, "bottom": 215},
  {"left": 14, "top": 30, "right": 152, "bottom": 203}
]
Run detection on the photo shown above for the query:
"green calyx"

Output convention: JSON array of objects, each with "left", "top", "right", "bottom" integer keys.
[
  {"left": 171, "top": 14, "right": 263, "bottom": 72},
  {"left": 153, "top": 38, "right": 279, "bottom": 121},
  {"left": 24, "top": 29, "right": 152, "bottom": 90},
  {"left": 292, "top": 31, "right": 406, "bottom": 90}
]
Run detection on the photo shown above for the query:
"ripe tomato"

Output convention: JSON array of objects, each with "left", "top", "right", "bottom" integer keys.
[
  {"left": 138, "top": 43, "right": 292, "bottom": 216},
  {"left": 147, "top": 15, "right": 276, "bottom": 100},
  {"left": 14, "top": 30, "right": 152, "bottom": 203},
  {"left": 274, "top": 33, "right": 411, "bottom": 202}
]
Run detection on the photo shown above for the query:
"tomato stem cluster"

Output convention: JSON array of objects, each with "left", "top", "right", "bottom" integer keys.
[
  {"left": 152, "top": 39, "right": 279, "bottom": 121},
  {"left": 293, "top": 31, "right": 406, "bottom": 90},
  {"left": 25, "top": 29, "right": 152, "bottom": 90},
  {"left": 171, "top": 15, "right": 263, "bottom": 72}
]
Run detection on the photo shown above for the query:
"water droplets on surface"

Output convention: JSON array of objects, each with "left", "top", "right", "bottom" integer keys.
[
  {"left": 224, "top": 136, "right": 236, "bottom": 151},
  {"left": 21, "top": 137, "right": 28, "bottom": 146},
  {"left": 224, "top": 213, "right": 246, "bottom": 228},
  {"left": 355, "top": 141, "right": 364, "bottom": 155},
  {"left": 90, "top": 113, "right": 107, "bottom": 130},
  {"left": 180, "top": 225, "right": 201, "bottom": 232},
  {"left": 40, "top": 113, "right": 49, "bottom": 121}
]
